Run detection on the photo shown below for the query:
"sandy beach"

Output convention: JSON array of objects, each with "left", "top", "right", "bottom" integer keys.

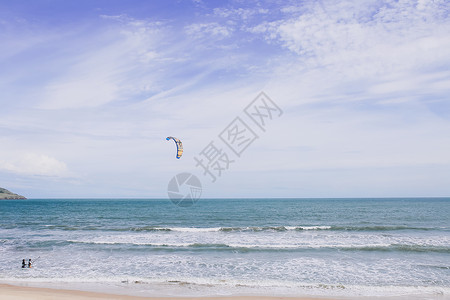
[{"left": 0, "top": 284, "right": 333, "bottom": 300}]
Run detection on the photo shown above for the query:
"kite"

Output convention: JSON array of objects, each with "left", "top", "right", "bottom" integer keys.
[{"left": 166, "top": 136, "right": 183, "bottom": 159}]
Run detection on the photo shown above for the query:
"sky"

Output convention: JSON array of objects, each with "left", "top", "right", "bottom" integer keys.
[{"left": 1, "top": 0, "right": 450, "bottom": 198}]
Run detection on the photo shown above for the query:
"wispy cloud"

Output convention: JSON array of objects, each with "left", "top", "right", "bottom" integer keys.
[
  {"left": 185, "top": 22, "right": 233, "bottom": 38},
  {"left": 0, "top": 153, "right": 68, "bottom": 177},
  {"left": 1, "top": 0, "right": 449, "bottom": 197}
]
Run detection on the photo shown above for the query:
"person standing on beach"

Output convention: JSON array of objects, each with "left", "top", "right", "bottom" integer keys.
[
  {"left": 28, "top": 259, "right": 32, "bottom": 268},
  {"left": 22, "top": 259, "right": 26, "bottom": 268}
]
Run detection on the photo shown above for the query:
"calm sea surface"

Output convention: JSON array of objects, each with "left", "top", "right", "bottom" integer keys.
[{"left": 0, "top": 198, "right": 449, "bottom": 298}]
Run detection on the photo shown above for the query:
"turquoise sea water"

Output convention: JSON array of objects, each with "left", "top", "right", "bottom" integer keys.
[{"left": 0, "top": 198, "right": 449, "bottom": 298}]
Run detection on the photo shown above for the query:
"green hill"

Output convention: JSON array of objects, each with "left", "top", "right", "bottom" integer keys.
[{"left": 0, "top": 187, "right": 26, "bottom": 199}]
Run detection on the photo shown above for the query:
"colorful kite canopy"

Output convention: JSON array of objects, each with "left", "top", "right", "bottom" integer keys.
[{"left": 166, "top": 136, "right": 183, "bottom": 159}]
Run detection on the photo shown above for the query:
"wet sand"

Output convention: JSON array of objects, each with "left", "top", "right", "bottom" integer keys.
[{"left": 0, "top": 284, "right": 334, "bottom": 300}]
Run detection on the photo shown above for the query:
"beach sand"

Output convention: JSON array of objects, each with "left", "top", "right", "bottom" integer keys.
[{"left": 0, "top": 284, "right": 334, "bottom": 300}]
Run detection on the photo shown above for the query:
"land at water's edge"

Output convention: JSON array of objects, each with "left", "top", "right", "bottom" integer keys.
[
  {"left": 0, "top": 284, "right": 333, "bottom": 300},
  {"left": 0, "top": 188, "right": 26, "bottom": 199}
]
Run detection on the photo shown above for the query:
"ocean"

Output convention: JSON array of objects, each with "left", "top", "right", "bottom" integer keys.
[{"left": 0, "top": 198, "right": 449, "bottom": 298}]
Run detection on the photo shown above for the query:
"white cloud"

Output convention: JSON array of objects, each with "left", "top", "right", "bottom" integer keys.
[
  {"left": 213, "top": 7, "right": 269, "bottom": 20},
  {"left": 251, "top": 0, "right": 450, "bottom": 80},
  {"left": 0, "top": 153, "right": 68, "bottom": 177},
  {"left": 43, "top": 75, "right": 119, "bottom": 109},
  {"left": 185, "top": 22, "right": 233, "bottom": 38},
  {"left": 247, "top": 0, "right": 450, "bottom": 126},
  {"left": 38, "top": 17, "right": 166, "bottom": 110}
]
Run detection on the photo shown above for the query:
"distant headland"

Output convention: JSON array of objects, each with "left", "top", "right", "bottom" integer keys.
[{"left": 0, "top": 187, "right": 27, "bottom": 199}]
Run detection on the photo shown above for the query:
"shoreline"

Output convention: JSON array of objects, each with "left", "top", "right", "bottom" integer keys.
[
  {"left": 0, "top": 283, "right": 333, "bottom": 300},
  {"left": 2, "top": 282, "right": 449, "bottom": 300}
]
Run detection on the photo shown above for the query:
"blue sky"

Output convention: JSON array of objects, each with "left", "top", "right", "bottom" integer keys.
[{"left": 1, "top": 0, "right": 450, "bottom": 198}]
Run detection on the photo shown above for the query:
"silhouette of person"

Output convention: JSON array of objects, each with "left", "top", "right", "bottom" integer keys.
[{"left": 22, "top": 259, "right": 26, "bottom": 268}]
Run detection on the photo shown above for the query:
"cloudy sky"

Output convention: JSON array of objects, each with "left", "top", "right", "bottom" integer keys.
[{"left": 1, "top": 0, "right": 449, "bottom": 198}]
